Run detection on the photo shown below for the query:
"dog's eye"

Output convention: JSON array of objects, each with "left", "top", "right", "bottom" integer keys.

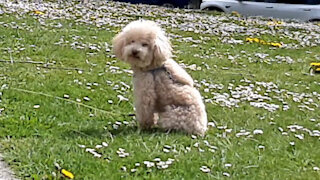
[
  {"left": 142, "top": 43, "right": 148, "bottom": 47},
  {"left": 131, "top": 40, "right": 135, "bottom": 43}
]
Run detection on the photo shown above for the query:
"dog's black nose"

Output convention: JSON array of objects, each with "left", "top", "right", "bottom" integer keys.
[{"left": 132, "top": 49, "right": 139, "bottom": 56}]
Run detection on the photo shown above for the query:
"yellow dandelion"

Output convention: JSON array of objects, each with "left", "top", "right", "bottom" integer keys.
[
  {"left": 259, "top": 40, "right": 267, "bottom": 45},
  {"left": 310, "top": 62, "right": 320, "bottom": 66},
  {"left": 270, "top": 42, "right": 282, "bottom": 48},
  {"left": 231, "top": 11, "right": 241, "bottom": 17},
  {"left": 253, "top": 38, "right": 260, "bottom": 43},
  {"left": 276, "top": 21, "right": 283, "bottom": 25},
  {"left": 310, "top": 62, "right": 320, "bottom": 75},
  {"left": 246, "top": 37, "right": 283, "bottom": 48},
  {"left": 267, "top": 21, "right": 274, "bottom": 26},
  {"left": 33, "top": 10, "right": 44, "bottom": 15},
  {"left": 246, "top": 37, "right": 253, "bottom": 42},
  {"left": 267, "top": 20, "right": 283, "bottom": 26},
  {"left": 61, "top": 169, "right": 74, "bottom": 179}
]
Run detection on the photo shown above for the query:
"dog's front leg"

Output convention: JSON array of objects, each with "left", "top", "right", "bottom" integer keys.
[
  {"left": 135, "top": 98, "right": 156, "bottom": 130},
  {"left": 133, "top": 72, "right": 157, "bottom": 130}
]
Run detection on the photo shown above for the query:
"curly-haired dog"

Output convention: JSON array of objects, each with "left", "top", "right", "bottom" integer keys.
[{"left": 112, "top": 20, "right": 207, "bottom": 135}]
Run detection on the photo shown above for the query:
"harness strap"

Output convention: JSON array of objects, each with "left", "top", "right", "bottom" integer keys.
[{"left": 150, "top": 65, "right": 174, "bottom": 82}]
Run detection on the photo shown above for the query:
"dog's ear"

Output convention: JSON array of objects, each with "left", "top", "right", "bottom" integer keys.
[
  {"left": 153, "top": 32, "right": 172, "bottom": 63},
  {"left": 112, "top": 32, "right": 126, "bottom": 60}
]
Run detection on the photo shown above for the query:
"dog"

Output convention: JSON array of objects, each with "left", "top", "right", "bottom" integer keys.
[{"left": 112, "top": 20, "right": 207, "bottom": 135}]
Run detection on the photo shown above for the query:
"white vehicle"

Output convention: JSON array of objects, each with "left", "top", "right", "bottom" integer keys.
[{"left": 200, "top": 0, "right": 320, "bottom": 22}]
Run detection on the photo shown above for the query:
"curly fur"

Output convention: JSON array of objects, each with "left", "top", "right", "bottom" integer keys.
[{"left": 112, "top": 20, "right": 207, "bottom": 135}]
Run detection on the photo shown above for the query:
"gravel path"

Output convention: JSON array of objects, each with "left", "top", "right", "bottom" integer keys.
[{"left": 0, "top": 154, "right": 17, "bottom": 180}]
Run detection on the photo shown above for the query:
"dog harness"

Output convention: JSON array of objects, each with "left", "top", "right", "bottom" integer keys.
[{"left": 149, "top": 65, "right": 175, "bottom": 82}]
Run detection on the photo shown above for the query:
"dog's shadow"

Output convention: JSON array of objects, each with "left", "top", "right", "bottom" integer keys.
[
  {"left": 106, "top": 124, "right": 172, "bottom": 136},
  {"left": 63, "top": 122, "right": 179, "bottom": 140}
]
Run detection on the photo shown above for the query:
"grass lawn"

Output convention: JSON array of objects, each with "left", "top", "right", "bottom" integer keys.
[{"left": 0, "top": 1, "right": 320, "bottom": 179}]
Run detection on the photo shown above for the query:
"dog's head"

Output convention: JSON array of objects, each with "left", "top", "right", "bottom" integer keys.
[{"left": 112, "top": 20, "right": 172, "bottom": 70}]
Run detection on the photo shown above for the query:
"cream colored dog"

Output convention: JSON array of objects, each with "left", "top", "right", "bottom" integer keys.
[{"left": 112, "top": 20, "right": 207, "bottom": 135}]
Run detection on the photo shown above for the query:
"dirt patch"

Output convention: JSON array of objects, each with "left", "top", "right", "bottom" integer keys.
[{"left": 0, "top": 155, "right": 17, "bottom": 180}]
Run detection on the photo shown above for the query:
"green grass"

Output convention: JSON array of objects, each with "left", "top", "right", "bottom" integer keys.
[{"left": 1, "top": 1, "right": 320, "bottom": 179}]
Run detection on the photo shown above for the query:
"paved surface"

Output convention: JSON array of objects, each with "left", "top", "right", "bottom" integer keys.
[{"left": 0, "top": 154, "right": 17, "bottom": 180}]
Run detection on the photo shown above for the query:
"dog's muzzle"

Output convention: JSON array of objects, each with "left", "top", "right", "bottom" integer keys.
[{"left": 131, "top": 49, "right": 140, "bottom": 59}]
